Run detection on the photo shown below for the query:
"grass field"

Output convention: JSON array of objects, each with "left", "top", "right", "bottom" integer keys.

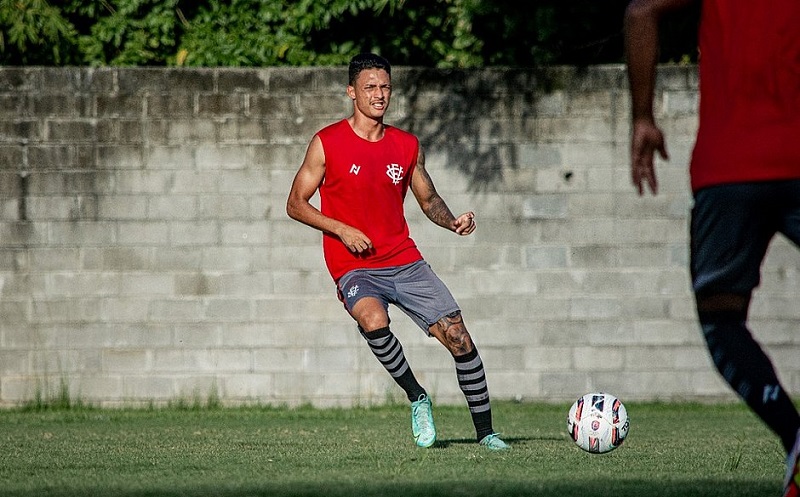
[{"left": 0, "top": 400, "right": 788, "bottom": 497}]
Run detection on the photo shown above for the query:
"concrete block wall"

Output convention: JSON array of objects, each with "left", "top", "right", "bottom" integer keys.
[{"left": 0, "top": 65, "right": 797, "bottom": 408}]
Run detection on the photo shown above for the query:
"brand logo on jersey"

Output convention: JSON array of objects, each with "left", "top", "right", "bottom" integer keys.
[
  {"left": 386, "top": 163, "right": 404, "bottom": 185},
  {"left": 350, "top": 164, "right": 361, "bottom": 175},
  {"left": 347, "top": 284, "right": 360, "bottom": 298}
]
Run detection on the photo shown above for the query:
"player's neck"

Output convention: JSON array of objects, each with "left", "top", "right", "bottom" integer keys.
[{"left": 347, "top": 114, "right": 385, "bottom": 142}]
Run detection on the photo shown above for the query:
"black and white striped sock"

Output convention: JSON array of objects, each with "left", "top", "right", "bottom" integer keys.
[
  {"left": 454, "top": 347, "right": 494, "bottom": 441},
  {"left": 361, "top": 326, "right": 426, "bottom": 402}
]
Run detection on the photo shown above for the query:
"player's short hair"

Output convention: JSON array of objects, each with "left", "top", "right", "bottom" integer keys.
[{"left": 348, "top": 53, "right": 391, "bottom": 86}]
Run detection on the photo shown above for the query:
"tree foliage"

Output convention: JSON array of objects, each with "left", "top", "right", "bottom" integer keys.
[
  {"left": 78, "top": 0, "right": 182, "bottom": 66},
  {"left": 0, "top": 0, "right": 78, "bottom": 64},
  {"left": 176, "top": 0, "right": 430, "bottom": 67},
  {"left": 0, "top": 0, "right": 700, "bottom": 67}
]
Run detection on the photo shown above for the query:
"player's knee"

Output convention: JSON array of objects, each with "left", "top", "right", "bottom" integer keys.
[
  {"left": 443, "top": 323, "right": 473, "bottom": 355},
  {"left": 351, "top": 298, "right": 389, "bottom": 331},
  {"left": 359, "top": 315, "right": 389, "bottom": 333}
]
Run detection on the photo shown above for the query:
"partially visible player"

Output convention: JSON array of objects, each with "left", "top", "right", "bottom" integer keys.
[{"left": 625, "top": 1, "right": 800, "bottom": 495}]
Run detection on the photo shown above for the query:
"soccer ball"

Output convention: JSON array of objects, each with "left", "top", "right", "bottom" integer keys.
[{"left": 567, "top": 392, "right": 629, "bottom": 454}]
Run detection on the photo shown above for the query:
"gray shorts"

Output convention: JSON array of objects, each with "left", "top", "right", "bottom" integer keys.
[{"left": 336, "top": 260, "right": 460, "bottom": 335}]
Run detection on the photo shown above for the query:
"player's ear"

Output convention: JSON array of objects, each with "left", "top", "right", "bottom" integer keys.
[{"left": 346, "top": 85, "right": 356, "bottom": 100}]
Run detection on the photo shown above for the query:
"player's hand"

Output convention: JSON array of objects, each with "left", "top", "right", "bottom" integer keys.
[
  {"left": 630, "top": 119, "right": 668, "bottom": 196},
  {"left": 453, "top": 211, "right": 476, "bottom": 236},
  {"left": 339, "top": 227, "right": 373, "bottom": 253}
]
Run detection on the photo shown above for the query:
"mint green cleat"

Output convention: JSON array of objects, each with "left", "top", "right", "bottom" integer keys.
[
  {"left": 411, "top": 394, "right": 436, "bottom": 448},
  {"left": 479, "top": 433, "right": 511, "bottom": 451}
]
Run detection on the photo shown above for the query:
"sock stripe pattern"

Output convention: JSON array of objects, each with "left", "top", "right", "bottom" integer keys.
[
  {"left": 455, "top": 348, "right": 491, "bottom": 414},
  {"left": 361, "top": 327, "right": 410, "bottom": 379}
]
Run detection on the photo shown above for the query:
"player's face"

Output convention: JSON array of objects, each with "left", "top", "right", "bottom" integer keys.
[{"left": 348, "top": 68, "right": 392, "bottom": 120}]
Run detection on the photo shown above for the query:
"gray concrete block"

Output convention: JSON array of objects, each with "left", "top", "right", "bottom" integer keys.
[
  {"left": 96, "top": 95, "right": 144, "bottom": 118},
  {"left": 97, "top": 146, "right": 143, "bottom": 169},
  {"left": 217, "top": 69, "right": 268, "bottom": 93},
  {"left": 146, "top": 94, "right": 194, "bottom": 117},
  {"left": 0, "top": 68, "right": 30, "bottom": 91},
  {"left": 0, "top": 300, "right": 28, "bottom": 323},
  {"left": 117, "top": 221, "right": 169, "bottom": 245},
  {"left": 166, "top": 120, "right": 216, "bottom": 143},
  {"left": 198, "top": 93, "right": 244, "bottom": 116},
  {"left": 267, "top": 69, "right": 314, "bottom": 94}
]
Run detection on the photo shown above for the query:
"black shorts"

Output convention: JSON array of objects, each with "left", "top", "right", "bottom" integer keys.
[{"left": 690, "top": 180, "right": 800, "bottom": 298}]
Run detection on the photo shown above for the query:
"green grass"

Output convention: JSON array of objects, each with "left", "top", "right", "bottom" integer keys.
[{"left": 0, "top": 401, "right": 787, "bottom": 497}]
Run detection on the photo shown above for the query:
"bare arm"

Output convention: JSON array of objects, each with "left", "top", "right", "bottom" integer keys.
[
  {"left": 410, "top": 147, "right": 475, "bottom": 236},
  {"left": 285, "top": 135, "right": 374, "bottom": 253},
  {"left": 624, "top": 0, "right": 696, "bottom": 196}
]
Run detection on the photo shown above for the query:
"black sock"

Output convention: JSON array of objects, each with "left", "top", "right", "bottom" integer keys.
[
  {"left": 454, "top": 347, "right": 494, "bottom": 441},
  {"left": 698, "top": 309, "right": 800, "bottom": 453},
  {"left": 361, "top": 326, "right": 426, "bottom": 402}
]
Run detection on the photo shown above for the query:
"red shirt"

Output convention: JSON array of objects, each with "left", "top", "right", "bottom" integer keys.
[
  {"left": 317, "top": 119, "right": 423, "bottom": 281},
  {"left": 690, "top": 0, "right": 800, "bottom": 191}
]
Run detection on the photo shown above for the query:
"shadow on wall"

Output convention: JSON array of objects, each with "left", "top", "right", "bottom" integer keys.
[{"left": 394, "top": 67, "right": 553, "bottom": 193}]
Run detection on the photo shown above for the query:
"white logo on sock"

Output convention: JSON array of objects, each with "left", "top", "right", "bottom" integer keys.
[{"left": 763, "top": 384, "right": 780, "bottom": 404}]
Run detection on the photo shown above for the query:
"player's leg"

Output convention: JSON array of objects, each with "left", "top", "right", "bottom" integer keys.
[
  {"left": 353, "top": 298, "right": 427, "bottom": 402},
  {"left": 394, "top": 260, "right": 509, "bottom": 449},
  {"left": 427, "top": 312, "right": 509, "bottom": 450},
  {"left": 776, "top": 180, "right": 800, "bottom": 497},
  {"left": 692, "top": 183, "right": 800, "bottom": 455},
  {"left": 355, "top": 305, "right": 436, "bottom": 449},
  {"left": 338, "top": 270, "right": 434, "bottom": 447},
  {"left": 787, "top": 431, "right": 800, "bottom": 497}
]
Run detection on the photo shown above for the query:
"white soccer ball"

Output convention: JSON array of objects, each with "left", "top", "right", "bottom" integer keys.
[{"left": 567, "top": 392, "right": 629, "bottom": 454}]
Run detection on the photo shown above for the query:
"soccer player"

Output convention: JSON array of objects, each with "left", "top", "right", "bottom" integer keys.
[
  {"left": 624, "top": 1, "right": 800, "bottom": 495},
  {"left": 286, "top": 53, "right": 510, "bottom": 451}
]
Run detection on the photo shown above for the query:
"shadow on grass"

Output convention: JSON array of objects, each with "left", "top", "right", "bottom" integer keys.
[
  {"left": 434, "top": 435, "right": 546, "bottom": 448},
  {"left": 2, "top": 479, "right": 777, "bottom": 497}
]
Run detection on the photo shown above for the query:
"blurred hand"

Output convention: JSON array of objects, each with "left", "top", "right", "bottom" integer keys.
[{"left": 630, "top": 119, "right": 669, "bottom": 196}]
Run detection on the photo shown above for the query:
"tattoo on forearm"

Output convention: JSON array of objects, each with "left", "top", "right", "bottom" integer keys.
[
  {"left": 416, "top": 155, "right": 435, "bottom": 192},
  {"left": 427, "top": 198, "right": 453, "bottom": 227},
  {"left": 417, "top": 167, "right": 455, "bottom": 228},
  {"left": 416, "top": 150, "right": 456, "bottom": 228}
]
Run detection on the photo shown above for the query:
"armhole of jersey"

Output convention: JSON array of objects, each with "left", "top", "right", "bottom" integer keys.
[
  {"left": 318, "top": 133, "right": 328, "bottom": 167},
  {"left": 409, "top": 137, "right": 420, "bottom": 178}
]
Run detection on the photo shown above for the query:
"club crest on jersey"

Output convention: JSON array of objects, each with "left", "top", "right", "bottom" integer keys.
[{"left": 386, "top": 163, "right": 404, "bottom": 185}]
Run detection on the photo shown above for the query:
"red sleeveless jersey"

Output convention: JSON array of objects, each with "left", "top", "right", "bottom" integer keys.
[
  {"left": 317, "top": 119, "right": 423, "bottom": 281},
  {"left": 690, "top": 0, "right": 800, "bottom": 191}
]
